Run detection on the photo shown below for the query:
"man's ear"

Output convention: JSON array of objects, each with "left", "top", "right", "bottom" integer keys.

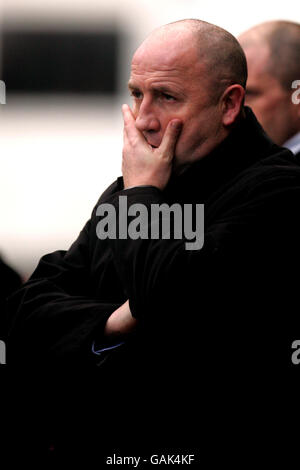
[{"left": 221, "top": 85, "right": 245, "bottom": 126}]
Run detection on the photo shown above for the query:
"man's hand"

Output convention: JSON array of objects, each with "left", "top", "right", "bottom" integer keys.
[
  {"left": 122, "top": 104, "right": 182, "bottom": 190},
  {"left": 104, "top": 300, "right": 137, "bottom": 338}
]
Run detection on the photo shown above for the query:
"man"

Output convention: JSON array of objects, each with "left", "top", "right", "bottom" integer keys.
[
  {"left": 238, "top": 20, "right": 300, "bottom": 156},
  {"left": 6, "top": 19, "right": 300, "bottom": 462}
]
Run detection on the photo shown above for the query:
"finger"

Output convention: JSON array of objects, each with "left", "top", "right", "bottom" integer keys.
[
  {"left": 122, "top": 103, "right": 135, "bottom": 126},
  {"left": 123, "top": 123, "right": 128, "bottom": 145},
  {"left": 122, "top": 104, "right": 136, "bottom": 137},
  {"left": 122, "top": 104, "right": 145, "bottom": 144},
  {"left": 159, "top": 119, "right": 182, "bottom": 160}
]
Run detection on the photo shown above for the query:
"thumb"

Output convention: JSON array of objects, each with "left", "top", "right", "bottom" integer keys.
[{"left": 159, "top": 119, "right": 182, "bottom": 160}]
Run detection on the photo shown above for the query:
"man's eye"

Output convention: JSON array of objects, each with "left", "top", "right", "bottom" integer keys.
[
  {"left": 163, "top": 93, "right": 175, "bottom": 101},
  {"left": 245, "top": 89, "right": 260, "bottom": 98},
  {"left": 130, "top": 90, "right": 142, "bottom": 99}
]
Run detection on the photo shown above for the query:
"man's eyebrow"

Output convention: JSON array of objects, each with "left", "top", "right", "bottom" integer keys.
[
  {"left": 128, "top": 81, "right": 139, "bottom": 90},
  {"left": 128, "top": 82, "right": 180, "bottom": 95},
  {"left": 152, "top": 85, "right": 175, "bottom": 94}
]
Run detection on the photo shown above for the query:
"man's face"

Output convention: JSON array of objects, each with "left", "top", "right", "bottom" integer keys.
[
  {"left": 128, "top": 34, "right": 226, "bottom": 167},
  {"left": 243, "top": 44, "right": 297, "bottom": 145}
]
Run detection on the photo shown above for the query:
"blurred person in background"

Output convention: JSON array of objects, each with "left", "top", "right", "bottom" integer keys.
[
  {"left": 5, "top": 19, "right": 300, "bottom": 463},
  {"left": 239, "top": 20, "right": 300, "bottom": 156}
]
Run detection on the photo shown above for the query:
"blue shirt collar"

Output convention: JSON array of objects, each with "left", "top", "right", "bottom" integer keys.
[{"left": 284, "top": 132, "right": 300, "bottom": 155}]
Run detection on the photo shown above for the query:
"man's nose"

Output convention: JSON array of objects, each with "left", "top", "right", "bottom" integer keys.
[{"left": 135, "top": 100, "right": 160, "bottom": 133}]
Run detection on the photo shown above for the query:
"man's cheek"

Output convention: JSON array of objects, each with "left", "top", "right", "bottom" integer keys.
[
  {"left": 173, "top": 135, "right": 185, "bottom": 160},
  {"left": 176, "top": 126, "right": 185, "bottom": 148}
]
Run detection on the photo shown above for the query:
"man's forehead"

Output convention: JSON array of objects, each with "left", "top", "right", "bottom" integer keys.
[
  {"left": 130, "top": 36, "right": 203, "bottom": 79},
  {"left": 244, "top": 43, "right": 271, "bottom": 76}
]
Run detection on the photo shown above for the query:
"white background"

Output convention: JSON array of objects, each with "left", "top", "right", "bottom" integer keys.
[{"left": 0, "top": 0, "right": 299, "bottom": 278}]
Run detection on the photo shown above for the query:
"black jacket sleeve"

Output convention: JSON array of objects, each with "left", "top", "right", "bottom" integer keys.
[{"left": 6, "top": 181, "right": 123, "bottom": 366}]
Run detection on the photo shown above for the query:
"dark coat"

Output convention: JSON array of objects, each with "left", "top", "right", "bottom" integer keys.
[
  {"left": 6, "top": 108, "right": 300, "bottom": 462},
  {"left": 0, "top": 256, "right": 21, "bottom": 339}
]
